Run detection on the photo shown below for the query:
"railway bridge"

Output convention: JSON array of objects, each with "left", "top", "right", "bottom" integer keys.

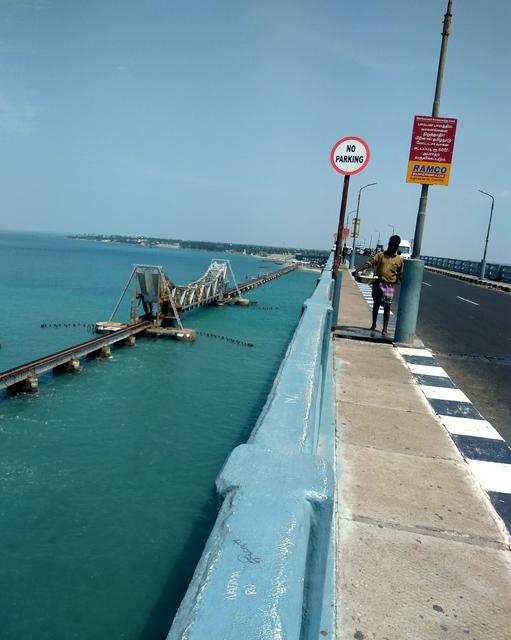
[{"left": 1, "top": 260, "right": 296, "bottom": 395}]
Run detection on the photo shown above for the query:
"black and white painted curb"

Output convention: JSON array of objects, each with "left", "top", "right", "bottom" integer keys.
[
  {"left": 396, "top": 346, "right": 511, "bottom": 535},
  {"left": 355, "top": 280, "right": 397, "bottom": 336},
  {"left": 352, "top": 274, "right": 511, "bottom": 533}
]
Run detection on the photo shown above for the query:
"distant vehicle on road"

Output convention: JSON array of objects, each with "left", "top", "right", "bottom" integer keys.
[
  {"left": 375, "top": 244, "right": 384, "bottom": 253},
  {"left": 398, "top": 239, "right": 412, "bottom": 259},
  {"left": 363, "top": 248, "right": 372, "bottom": 256}
]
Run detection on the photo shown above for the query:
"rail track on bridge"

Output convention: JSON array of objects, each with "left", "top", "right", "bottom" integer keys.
[{"left": 0, "top": 261, "right": 298, "bottom": 395}]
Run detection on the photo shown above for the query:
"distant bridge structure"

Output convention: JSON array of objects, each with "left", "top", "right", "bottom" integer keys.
[
  {"left": 0, "top": 259, "right": 296, "bottom": 395},
  {"left": 107, "top": 259, "right": 296, "bottom": 331},
  {"left": 108, "top": 259, "right": 243, "bottom": 329}
]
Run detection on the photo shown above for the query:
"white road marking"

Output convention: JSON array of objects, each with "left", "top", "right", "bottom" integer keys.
[
  {"left": 421, "top": 386, "right": 471, "bottom": 402},
  {"left": 422, "top": 282, "right": 432, "bottom": 287},
  {"left": 441, "top": 416, "right": 503, "bottom": 440},
  {"left": 397, "top": 347, "right": 434, "bottom": 358},
  {"left": 466, "top": 460, "right": 511, "bottom": 493},
  {"left": 456, "top": 296, "right": 480, "bottom": 306},
  {"left": 407, "top": 364, "right": 449, "bottom": 376}
]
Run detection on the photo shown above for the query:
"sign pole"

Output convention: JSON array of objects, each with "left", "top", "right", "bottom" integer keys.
[
  {"left": 395, "top": 0, "right": 453, "bottom": 345},
  {"left": 333, "top": 174, "right": 350, "bottom": 281},
  {"left": 412, "top": 1, "right": 452, "bottom": 259}
]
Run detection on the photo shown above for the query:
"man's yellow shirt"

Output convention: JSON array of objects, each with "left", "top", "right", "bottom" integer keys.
[{"left": 366, "top": 252, "right": 404, "bottom": 284}]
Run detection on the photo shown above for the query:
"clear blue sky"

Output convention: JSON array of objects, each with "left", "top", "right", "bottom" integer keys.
[{"left": 1, "top": 0, "right": 509, "bottom": 261}]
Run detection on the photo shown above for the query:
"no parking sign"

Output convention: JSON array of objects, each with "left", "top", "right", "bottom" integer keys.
[{"left": 330, "top": 137, "right": 370, "bottom": 175}]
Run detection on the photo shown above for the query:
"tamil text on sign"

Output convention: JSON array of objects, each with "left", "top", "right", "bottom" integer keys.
[{"left": 406, "top": 116, "right": 457, "bottom": 186}]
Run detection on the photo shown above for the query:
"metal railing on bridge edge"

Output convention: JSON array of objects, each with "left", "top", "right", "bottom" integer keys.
[
  {"left": 421, "top": 255, "right": 511, "bottom": 284},
  {"left": 167, "top": 254, "right": 336, "bottom": 640}
]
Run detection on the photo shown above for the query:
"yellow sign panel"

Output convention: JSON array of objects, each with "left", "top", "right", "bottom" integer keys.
[{"left": 406, "top": 161, "right": 451, "bottom": 186}]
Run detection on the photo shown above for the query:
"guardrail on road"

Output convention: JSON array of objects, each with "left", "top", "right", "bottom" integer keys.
[
  {"left": 421, "top": 256, "right": 511, "bottom": 284},
  {"left": 167, "top": 255, "right": 336, "bottom": 640}
]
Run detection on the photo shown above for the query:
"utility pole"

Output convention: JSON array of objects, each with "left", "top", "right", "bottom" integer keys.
[
  {"left": 343, "top": 210, "right": 357, "bottom": 258},
  {"left": 349, "top": 182, "right": 377, "bottom": 269},
  {"left": 478, "top": 190, "right": 495, "bottom": 280},
  {"left": 395, "top": 0, "right": 453, "bottom": 344}
]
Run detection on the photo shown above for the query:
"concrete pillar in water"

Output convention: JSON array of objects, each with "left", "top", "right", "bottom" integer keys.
[
  {"left": 24, "top": 375, "right": 38, "bottom": 393},
  {"left": 99, "top": 345, "right": 111, "bottom": 358},
  {"left": 67, "top": 358, "right": 80, "bottom": 372},
  {"left": 125, "top": 335, "right": 136, "bottom": 347}
]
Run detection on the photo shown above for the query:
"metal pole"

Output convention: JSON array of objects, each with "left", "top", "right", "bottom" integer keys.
[
  {"left": 412, "top": 0, "right": 452, "bottom": 258},
  {"left": 376, "top": 229, "right": 380, "bottom": 247},
  {"left": 388, "top": 224, "right": 395, "bottom": 235},
  {"left": 478, "top": 190, "right": 494, "bottom": 280},
  {"left": 396, "top": 0, "right": 453, "bottom": 345},
  {"left": 109, "top": 266, "right": 137, "bottom": 321},
  {"left": 350, "top": 182, "right": 376, "bottom": 268},
  {"left": 343, "top": 210, "right": 357, "bottom": 258},
  {"left": 333, "top": 175, "right": 350, "bottom": 280}
]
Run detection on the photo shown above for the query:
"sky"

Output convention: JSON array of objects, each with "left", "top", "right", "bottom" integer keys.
[{"left": 0, "top": 0, "right": 509, "bottom": 262}]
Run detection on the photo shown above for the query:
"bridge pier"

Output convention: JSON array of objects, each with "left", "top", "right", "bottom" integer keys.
[
  {"left": 100, "top": 345, "right": 111, "bottom": 358},
  {"left": 125, "top": 335, "right": 136, "bottom": 347},
  {"left": 7, "top": 374, "right": 39, "bottom": 395},
  {"left": 53, "top": 358, "right": 81, "bottom": 374}
]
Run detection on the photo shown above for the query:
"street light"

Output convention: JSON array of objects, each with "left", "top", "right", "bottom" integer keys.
[
  {"left": 388, "top": 224, "right": 395, "bottom": 235},
  {"left": 343, "top": 209, "right": 357, "bottom": 260},
  {"left": 350, "top": 182, "right": 377, "bottom": 268},
  {"left": 375, "top": 229, "right": 381, "bottom": 248},
  {"left": 478, "top": 190, "right": 495, "bottom": 280}
]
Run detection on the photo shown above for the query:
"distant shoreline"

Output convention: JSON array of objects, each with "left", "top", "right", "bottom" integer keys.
[{"left": 67, "top": 234, "right": 329, "bottom": 263}]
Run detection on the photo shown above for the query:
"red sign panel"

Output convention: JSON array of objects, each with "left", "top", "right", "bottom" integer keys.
[{"left": 406, "top": 115, "right": 457, "bottom": 186}]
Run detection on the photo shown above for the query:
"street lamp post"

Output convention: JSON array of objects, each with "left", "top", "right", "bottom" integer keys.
[
  {"left": 478, "top": 190, "right": 495, "bottom": 280},
  {"left": 343, "top": 209, "right": 357, "bottom": 260},
  {"left": 375, "top": 229, "right": 380, "bottom": 248},
  {"left": 349, "top": 182, "right": 377, "bottom": 268},
  {"left": 388, "top": 224, "right": 395, "bottom": 235}
]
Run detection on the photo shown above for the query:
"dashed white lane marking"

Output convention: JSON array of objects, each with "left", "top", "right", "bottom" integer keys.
[
  {"left": 456, "top": 296, "right": 480, "bottom": 306},
  {"left": 420, "top": 386, "right": 471, "bottom": 402},
  {"left": 422, "top": 282, "right": 432, "bottom": 287},
  {"left": 466, "top": 460, "right": 511, "bottom": 494},
  {"left": 408, "top": 363, "right": 449, "bottom": 376},
  {"left": 398, "top": 347, "right": 434, "bottom": 358},
  {"left": 441, "top": 416, "right": 504, "bottom": 440}
]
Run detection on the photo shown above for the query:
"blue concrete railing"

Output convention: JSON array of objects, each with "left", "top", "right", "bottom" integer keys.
[
  {"left": 421, "top": 255, "right": 511, "bottom": 283},
  {"left": 167, "top": 255, "right": 336, "bottom": 640}
]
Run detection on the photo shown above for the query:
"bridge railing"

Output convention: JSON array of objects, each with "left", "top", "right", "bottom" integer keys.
[
  {"left": 167, "top": 255, "right": 335, "bottom": 640},
  {"left": 421, "top": 255, "right": 511, "bottom": 284}
]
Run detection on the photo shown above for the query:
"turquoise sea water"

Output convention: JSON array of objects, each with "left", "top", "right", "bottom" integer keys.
[{"left": 0, "top": 231, "right": 318, "bottom": 640}]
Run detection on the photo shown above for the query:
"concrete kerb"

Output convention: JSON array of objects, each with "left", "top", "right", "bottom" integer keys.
[
  {"left": 167, "top": 255, "right": 337, "bottom": 639},
  {"left": 424, "top": 265, "right": 511, "bottom": 293}
]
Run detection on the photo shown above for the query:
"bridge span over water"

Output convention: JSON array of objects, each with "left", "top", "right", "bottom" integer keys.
[
  {"left": 107, "top": 259, "right": 296, "bottom": 329},
  {"left": 0, "top": 260, "right": 296, "bottom": 395}
]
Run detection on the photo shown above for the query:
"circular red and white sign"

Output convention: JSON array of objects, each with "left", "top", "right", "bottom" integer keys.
[{"left": 330, "top": 136, "right": 370, "bottom": 175}]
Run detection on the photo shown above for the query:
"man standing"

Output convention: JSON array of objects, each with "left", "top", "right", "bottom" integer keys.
[{"left": 352, "top": 235, "right": 404, "bottom": 337}]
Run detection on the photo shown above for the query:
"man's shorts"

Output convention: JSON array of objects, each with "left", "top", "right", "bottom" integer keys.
[{"left": 372, "top": 280, "right": 395, "bottom": 306}]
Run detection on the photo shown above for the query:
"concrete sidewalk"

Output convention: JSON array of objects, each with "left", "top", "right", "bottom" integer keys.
[{"left": 332, "top": 265, "right": 511, "bottom": 639}]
